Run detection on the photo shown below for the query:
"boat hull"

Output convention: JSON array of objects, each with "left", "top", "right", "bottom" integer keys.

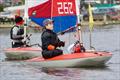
[
  {"left": 25, "top": 51, "right": 112, "bottom": 68},
  {"left": 4, "top": 47, "right": 42, "bottom": 60}
]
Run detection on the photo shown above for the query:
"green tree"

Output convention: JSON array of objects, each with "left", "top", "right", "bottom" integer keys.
[
  {"left": 21, "top": 0, "right": 25, "bottom": 4},
  {"left": 0, "top": 4, "right": 4, "bottom": 12}
]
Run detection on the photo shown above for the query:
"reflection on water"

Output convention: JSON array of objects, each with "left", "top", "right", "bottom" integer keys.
[
  {"left": 0, "top": 24, "right": 120, "bottom": 80},
  {"left": 1, "top": 61, "right": 119, "bottom": 80}
]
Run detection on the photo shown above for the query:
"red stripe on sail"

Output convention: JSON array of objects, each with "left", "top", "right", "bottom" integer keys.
[{"left": 28, "top": 0, "right": 51, "bottom": 18}]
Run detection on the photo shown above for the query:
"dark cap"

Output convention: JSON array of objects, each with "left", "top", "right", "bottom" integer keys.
[
  {"left": 15, "top": 16, "right": 23, "bottom": 23},
  {"left": 43, "top": 19, "right": 54, "bottom": 26}
]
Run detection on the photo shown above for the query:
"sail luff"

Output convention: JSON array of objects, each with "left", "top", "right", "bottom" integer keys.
[
  {"left": 24, "top": 0, "right": 28, "bottom": 40},
  {"left": 75, "top": 0, "right": 82, "bottom": 43},
  {"left": 51, "top": 0, "right": 53, "bottom": 19},
  {"left": 88, "top": 3, "right": 94, "bottom": 31},
  {"left": 88, "top": 3, "right": 94, "bottom": 49},
  {"left": 75, "top": 0, "right": 80, "bottom": 24}
]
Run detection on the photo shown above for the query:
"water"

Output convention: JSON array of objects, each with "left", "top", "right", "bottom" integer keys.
[{"left": 0, "top": 25, "right": 120, "bottom": 80}]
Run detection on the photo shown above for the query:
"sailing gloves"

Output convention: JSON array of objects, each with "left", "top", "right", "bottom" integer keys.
[
  {"left": 56, "top": 41, "right": 65, "bottom": 47},
  {"left": 47, "top": 41, "right": 65, "bottom": 50},
  {"left": 48, "top": 44, "right": 55, "bottom": 50}
]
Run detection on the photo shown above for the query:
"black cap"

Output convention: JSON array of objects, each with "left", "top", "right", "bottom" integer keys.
[
  {"left": 43, "top": 19, "right": 54, "bottom": 26},
  {"left": 15, "top": 16, "right": 23, "bottom": 23}
]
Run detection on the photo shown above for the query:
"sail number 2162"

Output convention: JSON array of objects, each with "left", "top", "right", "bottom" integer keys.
[{"left": 57, "top": 2, "right": 74, "bottom": 15}]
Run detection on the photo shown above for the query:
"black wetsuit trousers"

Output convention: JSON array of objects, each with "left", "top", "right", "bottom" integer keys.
[
  {"left": 12, "top": 42, "right": 24, "bottom": 48},
  {"left": 42, "top": 49, "right": 63, "bottom": 59}
]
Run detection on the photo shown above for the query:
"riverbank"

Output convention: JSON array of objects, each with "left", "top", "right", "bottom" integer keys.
[
  {"left": 81, "top": 20, "right": 120, "bottom": 26},
  {"left": 0, "top": 24, "right": 13, "bottom": 28},
  {"left": 0, "top": 20, "right": 120, "bottom": 28}
]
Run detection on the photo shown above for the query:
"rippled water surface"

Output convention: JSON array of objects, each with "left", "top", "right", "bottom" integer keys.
[{"left": 0, "top": 25, "right": 120, "bottom": 80}]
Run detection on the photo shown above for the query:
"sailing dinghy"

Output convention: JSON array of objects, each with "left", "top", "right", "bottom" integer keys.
[
  {"left": 23, "top": 0, "right": 112, "bottom": 67},
  {"left": 5, "top": 0, "right": 112, "bottom": 67},
  {"left": 4, "top": 1, "right": 46, "bottom": 60},
  {"left": 4, "top": 34, "right": 42, "bottom": 60},
  {"left": 26, "top": 51, "right": 112, "bottom": 67},
  {"left": 4, "top": 47, "right": 42, "bottom": 60}
]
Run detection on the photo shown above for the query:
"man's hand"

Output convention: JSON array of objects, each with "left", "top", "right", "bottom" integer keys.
[
  {"left": 58, "top": 41, "right": 65, "bottom": 47},
  {"left": 26, "top": 34, "right": 32, "bottom": 37}
]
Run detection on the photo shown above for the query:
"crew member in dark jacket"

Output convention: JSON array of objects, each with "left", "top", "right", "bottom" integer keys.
[
  {"left": 10, "top": 16, "right": 25, "bottom": 48},
  {"left": 41, "top": 19, "right": 65, "bottom": 59}
]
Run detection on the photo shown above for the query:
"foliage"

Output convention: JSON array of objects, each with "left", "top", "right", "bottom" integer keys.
[
  {"left": 21, "top": 0, "right": 25, "bottom": 4},
  {"left": 0, "top": 4, "right": 3, "bottom": 12}
]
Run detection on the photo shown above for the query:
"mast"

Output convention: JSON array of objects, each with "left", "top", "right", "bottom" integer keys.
[
  {"left": 51, "top": 0, "right": 53, "bottom": 19},
  {"left": 88, "top": 3, "right": 94, "bottom": 49},
  {"left": 75, "top": 0, "right": 82, "bottom": 43},
  {"left": 76, "top": 0, "right": 80, "bottom": 24},
  {"left": 24, "top": 0, "right": 28, "bottom": 39}
]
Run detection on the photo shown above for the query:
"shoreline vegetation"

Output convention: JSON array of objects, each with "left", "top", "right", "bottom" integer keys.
[{"left": 0, "top": 20, "right": 120, "bottom": 29}]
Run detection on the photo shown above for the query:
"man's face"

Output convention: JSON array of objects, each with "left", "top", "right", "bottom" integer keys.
[{"left": 46, "top": 22, "right": 53, "bottom": 30}]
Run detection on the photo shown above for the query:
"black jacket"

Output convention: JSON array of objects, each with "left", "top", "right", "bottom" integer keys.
[{"left": 41, "top": 29, "right": 60, "bottom": 50}]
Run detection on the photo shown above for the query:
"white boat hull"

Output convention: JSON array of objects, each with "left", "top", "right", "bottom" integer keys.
[
  {"left": 25, "top": 52, "right": 112, "bottom": 68},
  {"left": 4, "top": 47, "right": 42, "bottom": 60}
]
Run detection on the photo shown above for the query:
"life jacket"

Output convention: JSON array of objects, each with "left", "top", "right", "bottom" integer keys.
[{"left": 10, "top": 25, "right": 24, "bottom": 40}]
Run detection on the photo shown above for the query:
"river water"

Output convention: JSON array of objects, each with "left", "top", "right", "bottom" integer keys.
[{"left": 0, "top": 24, "right": 120, "bottom": 80}]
